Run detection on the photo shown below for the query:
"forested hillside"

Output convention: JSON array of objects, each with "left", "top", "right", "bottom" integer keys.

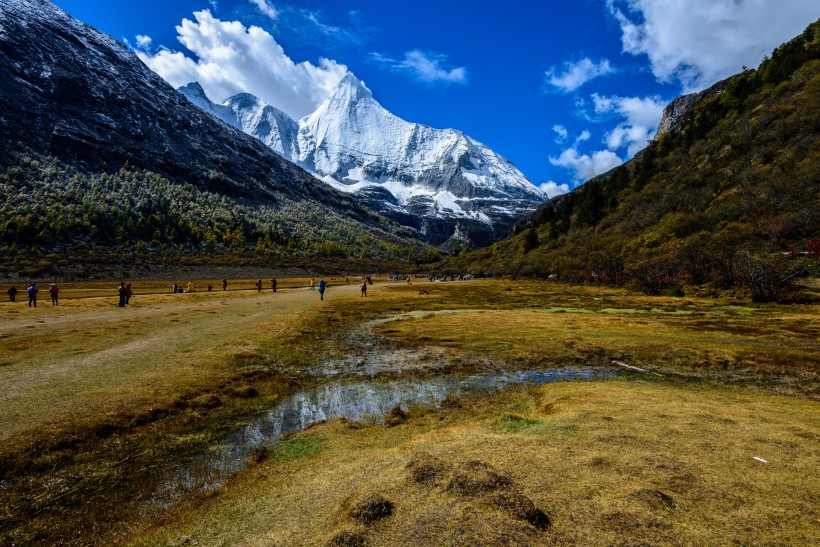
[
  {"left": 0, "top": 150, "right": 433, "bottom": 263},
  {"left": 446, "top": 20, "right": 820, "bottom": 301}
]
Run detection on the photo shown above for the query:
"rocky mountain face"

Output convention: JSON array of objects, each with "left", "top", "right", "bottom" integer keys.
[
  {"left": 0, "top": 0, "right": 421, "bottom": 252},
  {"left": 656, "top": 78, "right": 731, "bottom": 136},
  {"left": 180, "top": 74, "right": 546, "bottom": 247}
]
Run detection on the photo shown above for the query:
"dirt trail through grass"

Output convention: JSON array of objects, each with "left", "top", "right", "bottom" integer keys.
[{"left": 0, "top": 283, "right": 361, "bottom": 445}]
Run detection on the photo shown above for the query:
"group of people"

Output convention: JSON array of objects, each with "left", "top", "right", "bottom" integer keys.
[
  {"left": 6, "top": 275, "right": 378, "bottom": 308},
  {"left": 306, "top": 277, "right": 329, "bottom": 299},
  {"left": 117, "top": 282, "right": 133, "bottom": 307},
  {"left": 7, "top": 283, "right": 62, "bottom": 307},
  {"left": 255, "top": 278, "right": 277, "bottom": 292}
]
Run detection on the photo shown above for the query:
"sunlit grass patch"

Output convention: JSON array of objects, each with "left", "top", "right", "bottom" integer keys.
[
  {"left": 709, "top": 305, "right": 765, "bottom": 314},
  {"left": 492, "top": 413, "right": 580, "bottom": 437},
  {"left": 494, "top": 413, "right": 546, "bottom": 433},
  {"left": 598, "top": 307, "right": 647, "bottom": 313},
  {"left": 272, "top": 436, "right": 326, "bottom": 462}
]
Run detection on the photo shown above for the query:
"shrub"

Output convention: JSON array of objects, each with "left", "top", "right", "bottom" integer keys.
[{"left": 734, "top": 248, "right": 805, "bottom": 302}]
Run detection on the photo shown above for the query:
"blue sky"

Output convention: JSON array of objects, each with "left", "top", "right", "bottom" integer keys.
[{"left": 53, "top": 0, "right": 818, "bottom": 196}]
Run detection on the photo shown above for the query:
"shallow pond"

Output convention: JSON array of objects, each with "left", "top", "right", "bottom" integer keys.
[{"left": 152, "top": 366, "right": 625, "bottom": 504}]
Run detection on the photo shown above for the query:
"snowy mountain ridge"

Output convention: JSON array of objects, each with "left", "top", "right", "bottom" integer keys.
[{"left": 180, "top": 74, "right": 546, "bottom": 246}]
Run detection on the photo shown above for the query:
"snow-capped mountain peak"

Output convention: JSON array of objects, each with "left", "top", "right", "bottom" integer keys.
[
  {"left": 180, "top": 75, "right": 546, "bottom": 246},
  {"left": 327, "top": 73, "right": 374, "bottom": 105},
  {"left": 178, "top": 81, "right": 209, "bottom": 102}
]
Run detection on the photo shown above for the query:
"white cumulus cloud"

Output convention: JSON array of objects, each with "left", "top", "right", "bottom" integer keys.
[
  {"left": 249, "top": 0, "right": 278, "bottom": 20},
  {"left": 135, "top": 34, "right": 152, "bottom": 50},
  {"left": 607, "top": 0, "right": 819, "bottom": 91},
  {"left": 592, "top": 93, "right": 666, "bottom": 155},
  {"left": 545, "top": 57, "right": 615, "bottom": 92},
  {"left": 136, "top": 10, "right": 347, "bottom": 119},
  {"left": 372, "top": 50, "right": 468, "bottom": 85},
  {"left": 552, "top": 124, "right": 568, "bottom": 143},
  {"left": 539, "top": 181, "right": 571, "bottom": 198},
  {"left": 550, "top": 146, "right": 623, "bottom": 184}
]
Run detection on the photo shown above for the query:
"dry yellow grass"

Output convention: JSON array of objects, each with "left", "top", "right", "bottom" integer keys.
[
  {"left": 132, "top": 380, "right": 819, "bottom": 546},
  {"left": 378, "top": 307, "right": 820, "bottom": 378},
  {"left": 2, "top": 278, "right": 818, "bottom": 545}
]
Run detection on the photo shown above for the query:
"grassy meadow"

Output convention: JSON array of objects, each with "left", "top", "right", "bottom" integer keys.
[{"left": 0, "top": 278, "right": 817, "bottom": 545}]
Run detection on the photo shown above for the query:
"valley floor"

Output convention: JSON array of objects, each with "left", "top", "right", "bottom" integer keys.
[{"left": 0, "top": 279, "right": 817, "bottom": 545}]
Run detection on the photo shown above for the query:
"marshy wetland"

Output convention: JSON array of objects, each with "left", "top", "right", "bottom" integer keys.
[{"left": 0, "top": 278, "right": 818, "bottom": 545}]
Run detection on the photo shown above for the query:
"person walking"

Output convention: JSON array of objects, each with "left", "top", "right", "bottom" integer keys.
[
  {"left": 256, "top": 279, "right": 263, "bottom": 292},
  {"left": 310, "top": 278, "right": 315, "bottom": 291},
  {"left": 172, "top": 283, "right": 178, "bottom": 294},
  {"left": 207, "top": 284, "right": 213, "bottom": 292},
  {"left": 8, "top": 285, "right": 17, "bottom": 302},
  {"left": 118, "top": 282, "right": 127, "bottom": 307},
  {"left": 48, "top": 284, "right": 60, "bottom": 305},
  {"left": 222, "top": 278, "right": 228, "bottom": 291},
  {"left": 318, "top": 278, "right": 326, "bottom": 301},
  {"left": 360, "top": 279, "right": 367, "bottom": 297},
  {"left": 27, "top": 282, "right": 38, "bottom": 307},
  {"left": 125, "top": 283, "right": 132, "bottom": 304},
  {"left": 271, "top": 277, "right": 277, "bottom": 292}
]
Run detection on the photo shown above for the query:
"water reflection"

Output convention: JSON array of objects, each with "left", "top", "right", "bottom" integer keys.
[{"left": 153, "top": 367, "right": 620, "bottom": 504}]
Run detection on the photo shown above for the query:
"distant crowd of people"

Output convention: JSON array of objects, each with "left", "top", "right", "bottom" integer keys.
[
  {"left": 4, "top": 276, "right": 339, "bottom": 307},
  {"left": 5, "top": 273, "right": 468, "bottom": 308},
  {"left": 386, "top": 273, "right": 473, "bottom": 282}
]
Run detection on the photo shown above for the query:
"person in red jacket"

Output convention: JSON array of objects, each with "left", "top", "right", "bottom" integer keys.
[{"left": 48, "top": 284, "right": 60, "bottom": 305}]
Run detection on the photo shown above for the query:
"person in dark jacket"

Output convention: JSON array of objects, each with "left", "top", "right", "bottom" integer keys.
[
  {"left": 118, "top": 282, "right": 127, "bottom": 307},
  {"left": 27, "top": 282, "right": 38, "bottom": 307},
  {"left": 125, "top": 283, "right": 132, "bottom": 304},
  {"left": 318, "top": 279, "right": 326, "bottom": 300},
  {"left": 7, "top": 286, "right": 17, "bottom": 302},
  {"left": 271, "top": 277, "right": 277, "bottom": 292}
]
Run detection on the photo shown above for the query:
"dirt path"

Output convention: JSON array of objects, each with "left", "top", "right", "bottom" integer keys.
[
  {"left": 0, "top": 285, "right": 348, "bottom": 333},
  {"left": 0, "top": 283, "right": 361, "bottom": 444}
]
